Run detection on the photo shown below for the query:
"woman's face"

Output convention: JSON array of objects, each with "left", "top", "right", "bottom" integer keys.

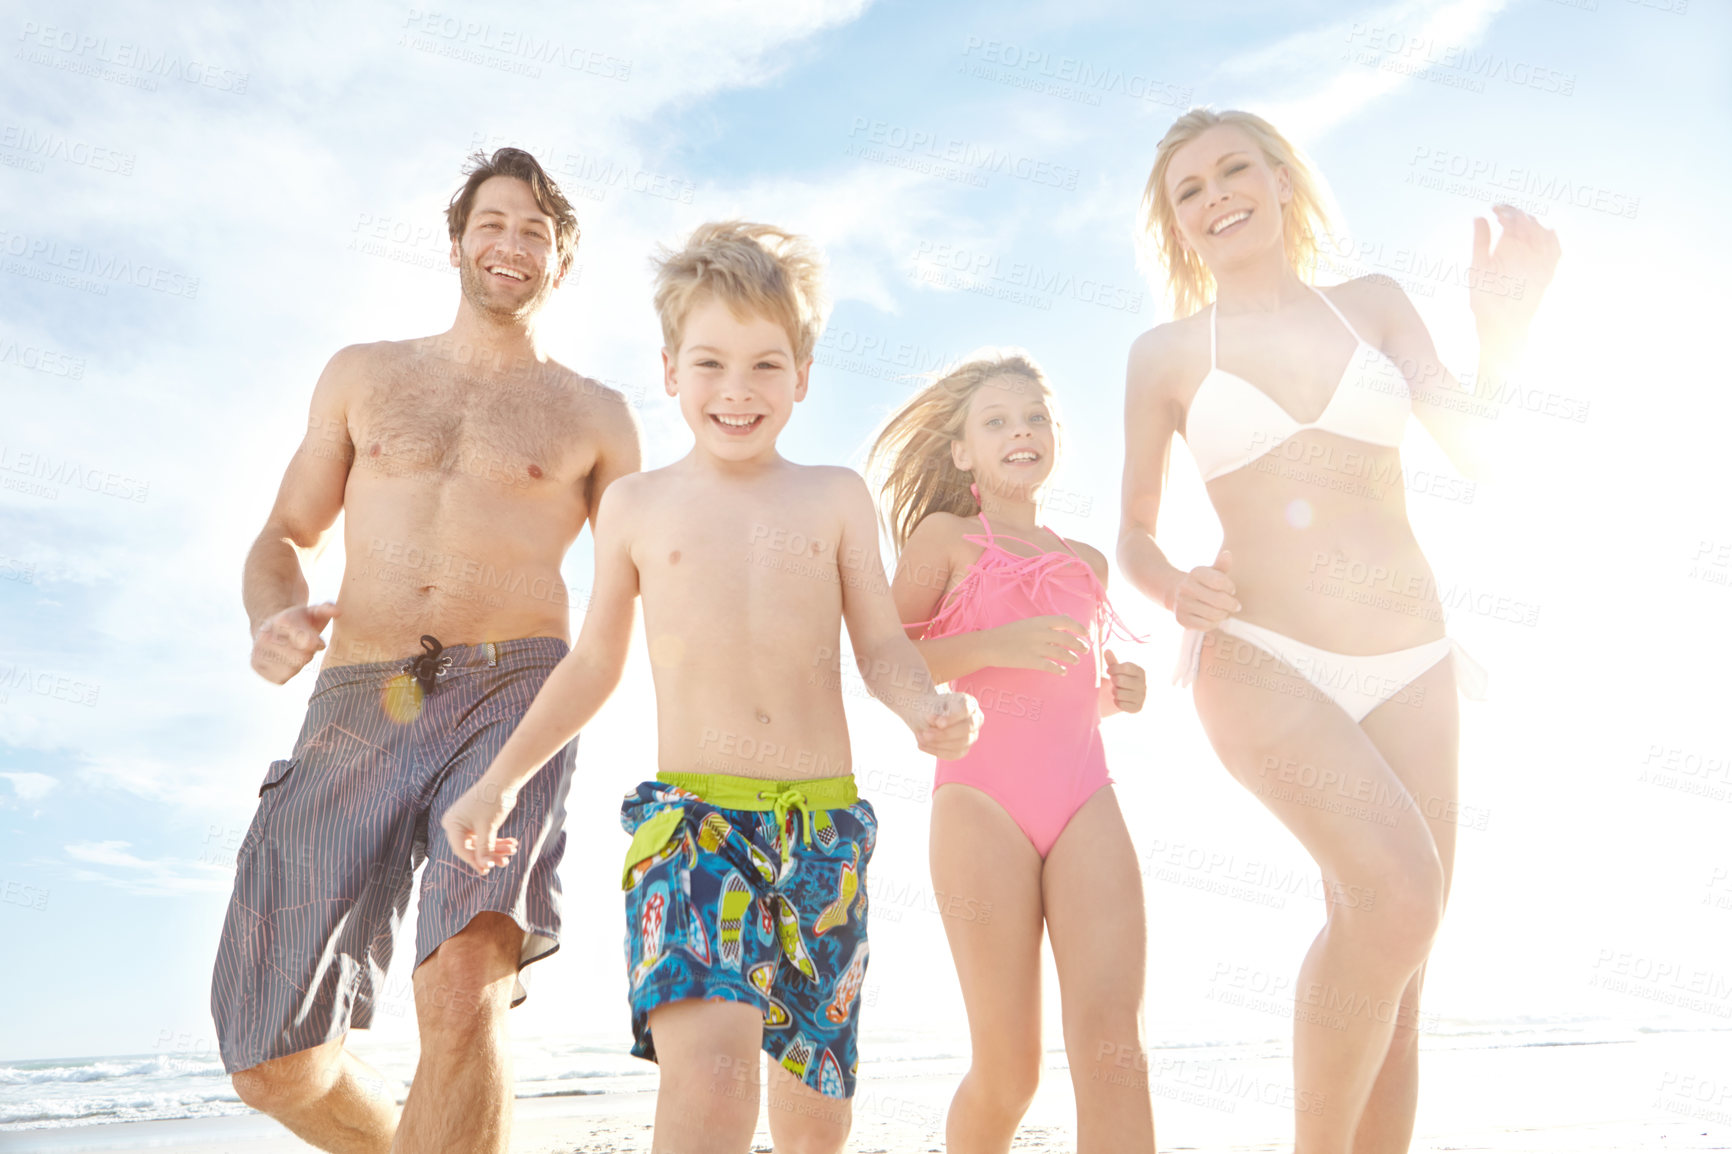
[
  {"left": 1164, "top": 123, "right": 1292, "bottom": 272},
  {"left": 951, "top": 374, "right": 1057, "bottom": 504}
]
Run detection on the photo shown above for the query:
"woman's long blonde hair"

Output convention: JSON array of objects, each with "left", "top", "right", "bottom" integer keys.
[
  {"left": 866, "top": 350, "right": 1055, "bottom": 551},
  {"left": 1137, "top": 108, "right": 1334, "bottom": 318}
]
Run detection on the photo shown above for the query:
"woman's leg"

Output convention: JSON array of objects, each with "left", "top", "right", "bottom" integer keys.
[
  {"left": 1192, "top": 631, "right": 1447, "bottom": 1154},
  {"left": 930, "top": 783, "right": 1047, "bottom": 1154},
  {"left": 1350, "top": 655, "right": 1461, "bottom": 1154},
  {"left": 1041, "top": 785, "right": 1156, "bottom": 1154}
]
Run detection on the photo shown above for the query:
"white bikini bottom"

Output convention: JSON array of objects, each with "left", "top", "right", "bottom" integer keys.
[{"left": 1173, "top": 618, "right": 1488, "bottom": 724}]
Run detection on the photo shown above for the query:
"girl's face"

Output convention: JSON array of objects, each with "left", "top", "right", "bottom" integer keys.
[
  {"left": 1164, "top": 123, "right": 1292, "bottom": 273},
  {"left": 951, "top": 374, "right": 1056, "bottom": 504}
]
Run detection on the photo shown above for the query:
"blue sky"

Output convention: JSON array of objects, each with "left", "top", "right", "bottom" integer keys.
[{"left": 2, "top": 0, "right": 1730, "bottom": 1064}]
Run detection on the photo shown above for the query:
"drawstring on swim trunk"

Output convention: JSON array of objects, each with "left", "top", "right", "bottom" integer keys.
[
  {"left": 403, "top": 635, "right": 452, "bottom": 697},
  {"left": 759, "top": 787, "right": 815, "bottom": 868}
]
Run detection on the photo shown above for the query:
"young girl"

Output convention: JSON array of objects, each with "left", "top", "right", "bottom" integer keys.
[{"left": 868, "top": 351, "right": 1154, "bottom": 1154}]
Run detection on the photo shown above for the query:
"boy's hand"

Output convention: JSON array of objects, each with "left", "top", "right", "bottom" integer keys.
[
  {"left": 440, "top": 776, "right": 522, "bottom": 876},
  {"left": 1104, "top": 650, "right": 1146, "bottom": 714},
  {"left": 915, "top": 691, "right": 982, "bottom": 760}
]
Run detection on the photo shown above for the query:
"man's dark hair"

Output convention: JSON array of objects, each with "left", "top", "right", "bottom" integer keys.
[{"left": 445, "top": 148, "right": 580, "bottom": 276}]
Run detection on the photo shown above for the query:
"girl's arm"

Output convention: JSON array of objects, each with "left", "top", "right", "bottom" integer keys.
[
  {"left": 441, "top": 475, "right": 643, "bottom": 874},
  {"left": 891, "top": 513, "right": 1086, "bottom": 684}
]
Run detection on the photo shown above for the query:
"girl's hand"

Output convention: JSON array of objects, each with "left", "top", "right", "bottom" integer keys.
[
  {"left": 1469, "top": 205, "right": 1561, "bottom": 346},
  {"left": 1103, "top": 650, "right": 1146, "bottom": 714},
  {"left": 440, "top": 776, "right": 522, "bottom": 876},
  {"left": 988, "top": 614, "right": 1090, "bottom": 673},
  {"left": 915, "top": 692, "right": 982, "bottom": 760},
  {"left": 1174, "top": 548, "right": 1239, "bottom": 630}
]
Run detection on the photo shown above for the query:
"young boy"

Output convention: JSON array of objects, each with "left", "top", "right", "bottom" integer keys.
[{"left": 440, "top": 221, "right": 980, "bottom": 1153}]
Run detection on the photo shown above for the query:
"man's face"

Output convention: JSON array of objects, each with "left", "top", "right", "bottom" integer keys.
[{"left": 450, "top": 175, "right": 564, "bottom": 321}]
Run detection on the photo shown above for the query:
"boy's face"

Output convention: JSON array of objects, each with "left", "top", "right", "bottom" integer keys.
[
  {"left": 950, "top": 375, "right": 1056, "bottom": 503},
  {"left": 663, "top": 295, "right": 810, "bottom": 462}
]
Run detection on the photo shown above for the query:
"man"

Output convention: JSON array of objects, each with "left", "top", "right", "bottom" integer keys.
[{"left": 212, "top": 147, "right": 641, "bottom": 1154}]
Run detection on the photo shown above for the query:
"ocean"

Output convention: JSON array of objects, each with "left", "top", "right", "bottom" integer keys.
[{"left": 0, "top": 1017, "right": 1688, "bottom": 1132}]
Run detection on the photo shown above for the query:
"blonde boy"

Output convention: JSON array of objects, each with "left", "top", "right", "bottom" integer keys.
[{"left": 441, "top": 221, "right": 979, "bottom": 1152}]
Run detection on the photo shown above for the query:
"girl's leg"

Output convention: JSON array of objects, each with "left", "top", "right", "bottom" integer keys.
[
  {"left": 1192, "top": 632, "right": 1447, "bottom": 1154},
  {"left": 1041, "top": 785, "right": 1156, "bottom": 1154},
  {"left": 644, "top": 999, "right": 764, "bottom": 1154},
  {"left": 1351, "top": 655, "right": 1461, "bottom": 1154},
  {"left": 930, "top": 783, "right": 1047, "bottom": 1154}
]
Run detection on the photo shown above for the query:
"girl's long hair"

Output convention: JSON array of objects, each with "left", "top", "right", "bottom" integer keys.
[{"left": 866, "top": 350, "right": 1054, "bottom": 552}]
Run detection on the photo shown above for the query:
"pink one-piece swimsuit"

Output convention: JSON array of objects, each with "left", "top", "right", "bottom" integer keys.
[{"left": 918, "top": 512, "right": 1142, "bottom": 857}]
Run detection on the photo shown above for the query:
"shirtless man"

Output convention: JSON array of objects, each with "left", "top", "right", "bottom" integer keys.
[{"left": 212, "top": 148, "right": 641, "bottom": 1154}]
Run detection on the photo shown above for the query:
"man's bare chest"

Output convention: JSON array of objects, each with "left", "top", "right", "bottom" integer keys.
[{"left": 351, "top": 368, "right": 585, "bottom": 482}]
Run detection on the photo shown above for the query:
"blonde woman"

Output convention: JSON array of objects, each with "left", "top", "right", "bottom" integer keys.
[
  {"left": 1117, "top": 109, "right": 1558, "bottom": 1153},
  {"left": 869, "top": 352, "right": 1152, "bottom": 1153}
]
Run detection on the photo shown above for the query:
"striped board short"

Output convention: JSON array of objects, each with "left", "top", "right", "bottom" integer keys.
[{"left": 211, "top": 636, "right": 575, "bottom": 1075}]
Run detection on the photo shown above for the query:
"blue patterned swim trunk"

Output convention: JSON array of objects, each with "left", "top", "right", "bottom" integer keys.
[{"left": 620, "top": 773, "right": 876, "bottom": 1099}]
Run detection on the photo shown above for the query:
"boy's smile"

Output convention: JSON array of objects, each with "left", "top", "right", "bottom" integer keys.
[{"left": 665, "top": 295, "right": 810, "bottom": 462}]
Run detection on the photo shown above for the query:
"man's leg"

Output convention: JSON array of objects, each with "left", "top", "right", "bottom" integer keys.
[
  {"left": 393, "top": 912, "right": 523, "bottom": 1154},
  {"left": 230, "top": 1038, "right": 398, "bottom": 1154}
]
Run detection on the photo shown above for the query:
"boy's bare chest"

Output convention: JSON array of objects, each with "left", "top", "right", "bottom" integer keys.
[{"left": 643, "top": 508, "right": 848, "bottom": 601}]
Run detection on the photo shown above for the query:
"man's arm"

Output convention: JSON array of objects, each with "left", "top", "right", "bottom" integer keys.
[
  {"left": 579, "top": 376, "right": 645, "bottom": 535},
  {"left": 244, "top": 346, "right": 363, "bottom": 683}
]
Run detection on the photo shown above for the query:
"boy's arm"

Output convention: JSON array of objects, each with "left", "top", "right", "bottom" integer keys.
[
  {"left": 834, "top": 472, "right": 978, "bottom": 756},
  {"left": 442, "top": 476, "right": 642, "bottom": 873}
]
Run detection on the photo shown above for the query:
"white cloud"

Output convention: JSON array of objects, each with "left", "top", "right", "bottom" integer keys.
[
  {"left": 1214, "top": 0, "right": 1509, "bottom": 141},
  {"left": 0, "top": 771, "right": 58, "bottom": 802},
  {"left": 62, "top": 840, "right": 233, "bottom": 896}
]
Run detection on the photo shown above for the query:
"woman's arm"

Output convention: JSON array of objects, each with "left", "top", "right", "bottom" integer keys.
[
  {"left": 1118, "top": 323, "right": 1240, "bottom": 631},
  {"left": 1375, "top": 206, "right": 1561, "bottom": 481}
]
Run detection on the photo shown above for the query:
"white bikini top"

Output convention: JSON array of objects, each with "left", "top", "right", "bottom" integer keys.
[{"left": 1185, "top": 285, "right": 1411, "bottom": 483}]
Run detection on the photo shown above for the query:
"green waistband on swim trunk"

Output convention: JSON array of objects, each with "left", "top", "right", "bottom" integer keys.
[
  {"left": 657, "top": 771, "right": 859, "bottom": 811},
  {"left": 619, "top": 772, "right": 860, "bottom": 885}
]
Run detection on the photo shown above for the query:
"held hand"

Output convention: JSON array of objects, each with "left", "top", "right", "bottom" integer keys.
[
  {"left": 1173, "top": 548, "right": 1239, "bottom": 631},
  {"left": 440, "top": 776, "right": 523, "bottom": 877},
  {"left": 251, "top": 602, "right": 340, "bottom": 684},
  {"left": 915, "top": 692, "right": 983, "bottom": 760},
  {"left": 989, "top": 614, "right": 1090, "bottom": 673},
  {"left": 1103, "top": 650, "right": 1147, "bottom": 714},
  {"left": 1469, "top": 205, "right": 1561, "bottom": 346}
]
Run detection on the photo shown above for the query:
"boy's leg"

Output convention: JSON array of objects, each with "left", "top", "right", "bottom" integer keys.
[
  {"left": 765, "top": 1059, "right": 852, "bottom": 1154},
  {"left": 395, "top": 912, "right": 524, "bottom": 1154},
  {"left": 647, "top": 999, "right": 766, "bottom": 1153},
  {"left": 230, "top": 1039, "right": 397, "bottom": 1154}
]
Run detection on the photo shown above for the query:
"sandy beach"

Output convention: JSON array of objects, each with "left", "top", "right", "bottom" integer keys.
[{"left": 6, "top": 1026, "right": 1728, "bottom": 1152}]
